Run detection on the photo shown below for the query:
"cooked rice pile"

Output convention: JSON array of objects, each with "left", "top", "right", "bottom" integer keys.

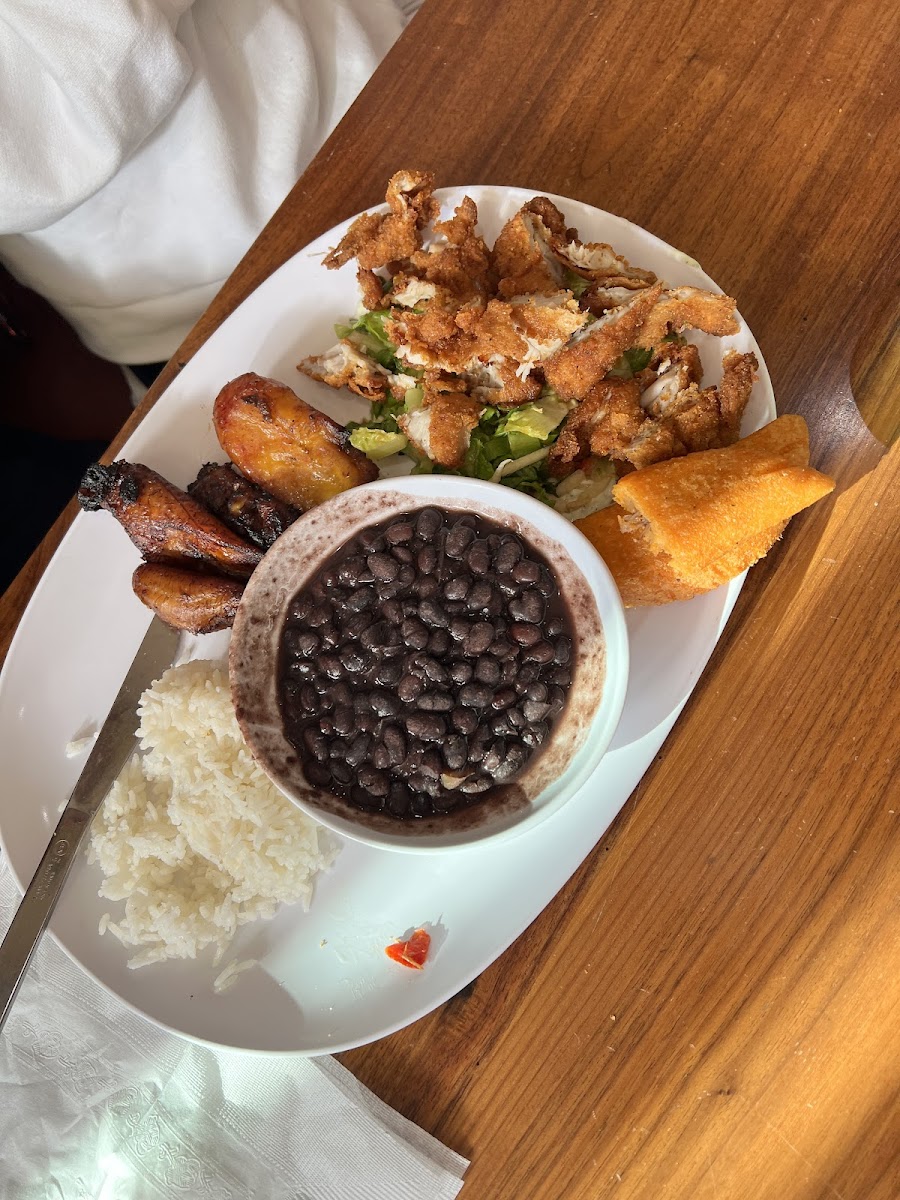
[{"left": 88, "top": 659, "right": 337, "bottom": 972}]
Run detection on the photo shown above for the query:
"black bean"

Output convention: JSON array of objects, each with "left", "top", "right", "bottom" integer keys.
[
  {"left": 387, "top": 783, "right": 412, "bottom": 817},
  {"left": 342, "top": 612, "right": 371, "bottom": 640},
  {"left": 409, "top": 773, "right": 441, "bottom": 797},
  {"left": 443, "top": 735, "right": 468, "bottom": 771},
  {"left": 449, "top": 617, "right": 470, "bottom": 642},
  {"left": 485, "top": 589, "right": 505, "bottom": 617},
  {"left": 418, "top": 599, "right": 449, "bottom": 628},
  {"left": 371, "top": 743, "right": 391, "bottom": 771},
  {"left": 370, "top": 690, "right": 400, "bottom": 718},
  {"left": 385, "top": 520, "right": 414, "bottom": 544},
  {"left": 548, "top": 685, "right": 567, "bottom": 716},
  {"left": 331, "top": 681, "right": 352, "bottom": 706},
  {"left": 345, "top": 734, "right": 371, "bottom": 767},
  {"left": 382, "top": 598, "right": 404, "bottom": 625},
  {"left": 444, "top": 574, "right": 471, "bottom": 601},
  {"left": 338, "top": 555, "right": 366, "bottom": 585},
  {"left": 392, "top": 545, "right": 414, "bottom": 565},
  {"left": 461, "top": 773, "right": 491, "bottom": 794},
  {"left": 492, "top": 687, "right": 516, "bottom": 710},
  {"left": 288, "top": 598, "right": 311, "bottom": 623},
  {"left": 357, "top": 711, "right": 377, "bottom": 733},
  {"left": 345, "top": 588, "right": 375, "bottom": 614},
  {"left": 418, "top": 690, "right": 454, "bottom": 712},
  {"left": 427, "top": 629, "right": 451, "bottom": 656},
  {"left": 466, "top": 580, "right": 493, "bottom": 611},
  {"left": 507, "top": 706, "right": 526, "bottom": 730},
  {"left": 306, "top": 604, "right": 329, "bottom": 627},
  {"left": 510, "top": 621, "right": 541, "bottom": 647},
  {"left": 482, "top": 739, "right": 506, "bottom": 773},
  {"left": 494, "top": 742, "right": 527, "bottom": 781},
  {"left": 523, "top": 699, "right": 551, "bottom": 722},
  {"left": 320, "top": 654, "right": 343, "bottom": 680},
  {"left": 400, "top": 617, "right": 429, "bottom": 649},
  {"left": 353, "top": 690, "right": 373, "bottom": 712},
  {"left": 292, "top": 629, "right": 321, "bottom": 656},
  {"left": 467, "top": 540, "right": 491, "bottom": 575},
  {"left": 358, "top": 528, "right": 386, "bottom": 552},
  {"left": 446, "top": 523, "right": 476, "bottom": 558},
  {"left": 546, "top": 617, "right": 566, "bottom": 638},
  {"left": 432, "top": 790, "right": 462, "bottom": 812},
  {"left": 459, "top": 683, "right": 492, "bottom": 708},
  {"left": 310, "top": 673, "right": 330, "bottom": 694},
  {"left": 286, "top": 658, "right": 314, "bottom": 680},
  {"left": 340, "top": 645, "right": 374, "bottom": 673},
  {"left": 450, "top": 706, "right": 477, "bottom": 735},
  {"left": 491, "top": 713, "right": 512, "bottom": 736},
  {"left": 526, "top": 681, "right": 549, "bottom": 702},
  {"left": 331, "top": 760, "right": 353, "bottom": 784},
  {"left": 333, "top": 705, "right": 354, "bottom": 735},
  {"left": 535, "top": 566, "right": 554, "bottom": 597},
  {"left": 416, "top": 544, "right": 437, "bottom": 573},
  {"left": 321, "top": 623, "right": 341, "bottom": 648},
  {"left": 523, "top": 640, "right": 554, "bottom": 664},
  {"left": 328, "top": 737, "right": 346, "bottom": 759},
  {"left": 406, "top": 713, "right": 446, "bottom": 741},
  {"left": 488, "top": 638, "right": 516, "bottom": 660},
  {"left": 512, "top": 560, "right": 540, "bottom": 584},
  {"left": 398, "top": 673, "right": 424, "bottom": 703},
  {"left": 522, "top": 722, "right": 549, "bottom": 748},
  {"left": 300, "top": 684, "right": 317, "bottom": 712},
  {"left": 413, "top": 574, "right": 440, "bottom": 599},
  {"left": 351, "top": 784, "right": 383, "bottom": 810},
  {"left": 464, "top": 622, "right": 495, "bottom": 655},
  {"left": 416, "top": 508, "right": 442, "bottom": 540},
  {"left": 395, "top": 564, "right": 417, "bottom": 589},
  {"left": 367, "top": 552, "right": 399, "bottom": 583},
  {"left": 509, "top": 590, "right": 545, "bottom": 623},
  {"left": 494, "top": 538, "right": 523, "bottom": 573},
  {"left": 553, "top": 637, "right": 572, "bottom": 665},
  {"left": 382, "top": 724, "right": 406, "bottom": 766},
  {"left": 420, "top": 749, "right": 444, "bottom": 778},
  {"left": 450, "top": 660, "right": 474, "bottom": 685},
  {"left": 302, "top": 729, "right": 328, "bottom": 763},
  {"left": 474, "top": 657, "right": 501, "bottom": 685},
  {"left": 421, "top": 656, "right": 449, "bottom": 684},
  {"left": 497, "top": 575, "right": 520, "bottom": 597},
  {"left": 545, "top": 666, "right": 572, "bottom": 687},
  {"left": 375, "top": 659, "right": 403, "bottom": 686},
  {"left": 358, "top": 766, "right": 390, "bottom": 797}
]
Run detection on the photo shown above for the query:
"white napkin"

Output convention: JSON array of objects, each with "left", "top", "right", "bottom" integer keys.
[{"left": 0, "top": 856, "right": 468, "bottom": 1200}]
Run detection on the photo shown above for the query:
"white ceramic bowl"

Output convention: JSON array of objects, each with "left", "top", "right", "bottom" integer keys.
[{"left": 230, "top": 475, "right": 628, "bottom": 852}]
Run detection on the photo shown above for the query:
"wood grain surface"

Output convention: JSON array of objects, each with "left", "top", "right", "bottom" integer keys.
[{"left": 2, "top": 0, "right": 898, "bottom": 1196}]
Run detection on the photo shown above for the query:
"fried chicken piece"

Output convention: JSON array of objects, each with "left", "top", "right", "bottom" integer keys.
[
  {"left": 405, "top": 196, "right": 495, "bottom": 306},
  {"left": 214, "top": 373, "right": 377, "bottom": 509},
  {"left": 188, "top": 462, "right": 301, "bottom": 549},
  {"left": 323, "top": 169, "right": 439, "bottom": 271},
  {"left": 638, "top": 286, "right": 739, "bottom": 344},
  {"left": 639, "top": 342, "right": 704, "bottom": 412},
  {"left": 493, "top": 201, "right": 566, "bottom": 297},
  {"left": 467, "top": 358, "right": 544, "bottom": 408},
  {"left": 132, "top": 563, "right": 245, "bottom": 633},
  {"left": 543, "top": 284, "right": 665, "bottom": 399},
  {"left": 548, "top": 379, "right": 644, "bottom": 471},
  {"left": 78, "top": 461, "right": 262, "bottom": 578},
  {"left": 620, "top": 350, "right": 758, "bottom": 468},
  {"left": 398, "top": 389, "right": 482, "bottom": 468},
  {"left": 298, "top": 339, "right": 389, "bottom": 399},
  {"left": 358, "top": 267, "right": 387, "bottom": 310}
]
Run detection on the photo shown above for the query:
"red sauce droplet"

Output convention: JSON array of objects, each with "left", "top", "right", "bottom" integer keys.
[{"left": 385, "top": 928, "right": 431, "bottom": 969}]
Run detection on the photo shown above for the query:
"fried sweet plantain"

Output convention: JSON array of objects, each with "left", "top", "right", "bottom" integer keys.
[
  {"left": 78, "top": 461, "right": 262, "bottom": 577},
  {"left": 132, "top": 563, "right": 244, "bottom": 633},
  {"left": 188, "top": 461, "right": 300, "bottom": 550},
  {"left": 213, "top": 372, "right": 378, "bottom": 509}
]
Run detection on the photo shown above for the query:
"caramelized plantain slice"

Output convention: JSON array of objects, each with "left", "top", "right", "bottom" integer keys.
[
  {"left": 187, "top": 461, "right": 300, "bottom": 550},
  {"left": 213, "top": 372, "right": 377, "bottom": 509},
  {"left": 78, "top": 461, "right": 262, "bottom": 577},
  {"left": 132, "top": 563, "right": 244, "bottom": 633}
]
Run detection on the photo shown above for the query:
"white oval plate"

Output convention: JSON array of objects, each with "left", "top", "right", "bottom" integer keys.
[{"left": 0, "top": 187, "right": 775, "bottom": 1054}]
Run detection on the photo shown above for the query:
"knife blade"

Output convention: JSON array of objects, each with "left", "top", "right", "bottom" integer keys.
[{"left": 0, "top": 616, "right": 180, "bottom": 1033}]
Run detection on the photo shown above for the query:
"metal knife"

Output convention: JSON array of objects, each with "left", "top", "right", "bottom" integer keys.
[{"left": 0, "top": 617, "right": 180, "bottom": 1033}]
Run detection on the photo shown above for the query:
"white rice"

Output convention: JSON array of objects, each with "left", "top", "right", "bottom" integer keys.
[{"left": 88, "top": 658, "right": 338, "bottom": 972}]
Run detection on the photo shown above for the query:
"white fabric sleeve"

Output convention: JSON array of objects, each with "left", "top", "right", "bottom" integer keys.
[{"left": 0, "top": 0, "right": 196, "bottom": 234}]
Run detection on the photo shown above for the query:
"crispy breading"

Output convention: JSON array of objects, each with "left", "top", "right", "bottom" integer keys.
[
  {"left": 492, "top": 205, "right": 564, "bottom": 297},
  {"left": 468, "top": 359, "right": 543, "bottom": 409},
  {"left": 358, "top": 267, "right": 387, "bottom": 311},
  {"left": 639, "top": 341, "right": 704, "bottom": 408},
  {"left": 717, "top": 349, "right": 759, "bottom": 443},
  {"left": 612, "top": 415, "right": 835, "bottom": 587},
  {"left": 323, "top": 169, "right": 439, "bottom": 271},
  {"left": 543, "top": 284, "right": 665, "bottom": 399},
  {"left": 297, "top": 339, "right": 389, "bottom": 399},
  {"left": 398, "top": 390, "right": 482, "bottom": 468},
  {"left": 406, "top": 197, "right": 494, "bottom": 307},
  {"left": 638, "top": 286, "right": 739, "bottom": 344},
  {"left": 549, "top": 379, "right": 644, "bottom": 470}
]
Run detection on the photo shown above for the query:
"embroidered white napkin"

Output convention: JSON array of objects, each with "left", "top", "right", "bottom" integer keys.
[{"left": 0, "top": 856, "right": 467, "bottom": 1200}]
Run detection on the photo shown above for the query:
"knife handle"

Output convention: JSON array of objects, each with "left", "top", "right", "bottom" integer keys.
[{"left": 0, "top": 805, "right": 92, "bottom": 1033}]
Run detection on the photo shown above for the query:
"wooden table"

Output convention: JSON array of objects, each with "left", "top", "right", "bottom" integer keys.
[{"left": 3, "top": 0, "right": 898, "bottom": 1195}]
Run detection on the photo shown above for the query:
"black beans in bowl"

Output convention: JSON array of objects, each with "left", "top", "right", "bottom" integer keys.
[{"left": 277, "top": 507, "right": 575, "bottom": 820}]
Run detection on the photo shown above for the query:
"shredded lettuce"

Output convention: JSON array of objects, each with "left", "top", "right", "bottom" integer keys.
[
  {"left": 501, "top": 396, "right": 571, "bottom": 441},
  {"left": 334, "top": 310, "right": 404, "bottom": 373},
  {"left": 349, "top": 428, "right": 408, "bottom": 460},
  {"left": 553, "top": 459, "right": 617, "bottom": 521},
  {"left": 607, "top": 345, "right": 653, "bottom": 379},
  {"left": 403, "top": 386, "right": 424, "bottom": 411},
  {"left": 563, "top": 268, "right": 591, "bottom": 299}
]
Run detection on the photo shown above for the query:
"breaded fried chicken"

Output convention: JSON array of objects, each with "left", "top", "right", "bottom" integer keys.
[
  {"left": 398, "top": 388, "right": 482, "bottom": 468},
  {"left": 324, "top": 169, "right": 439, "bottom": 271},
  {"left": 298, "top": 340, "right": 389, "bottom": 399},
  {"left": 548, "top": 379, "right": 645, "bottom": 471}
]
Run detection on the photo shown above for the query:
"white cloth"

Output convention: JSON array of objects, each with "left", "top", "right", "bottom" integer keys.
[
  {"left": 0, "top": 857, "right": 468, "bottom": 1200},
  {"left": 0, "top": 0, "right": 406, "bottom": 364}
]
